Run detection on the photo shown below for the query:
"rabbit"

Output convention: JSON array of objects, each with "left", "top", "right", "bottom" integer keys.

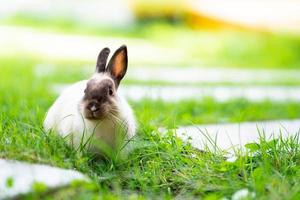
[{"left": 44, "top": 45, "right": 136, "bottom": 155}]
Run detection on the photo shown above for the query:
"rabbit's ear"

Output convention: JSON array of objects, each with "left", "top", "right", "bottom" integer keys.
[
  {"left": 96, "top": 47, "right": 110, "bottom": 73},
  {"left": 106, "top": 45, "right": 128, "bottom": 87}
]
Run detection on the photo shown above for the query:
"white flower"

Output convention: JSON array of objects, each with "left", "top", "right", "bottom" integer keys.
[{"left": 232, "top": 188, "right": 255, "bottom": 200}]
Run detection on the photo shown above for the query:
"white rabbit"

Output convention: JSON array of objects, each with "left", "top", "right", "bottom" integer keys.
[{"left": 44, "top": 45, "right": 136, "bottom": 154}]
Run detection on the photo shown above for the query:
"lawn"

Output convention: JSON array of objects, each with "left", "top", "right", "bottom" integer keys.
[{"left": 1, "top": 57, "right": 300, "bottom": 199}]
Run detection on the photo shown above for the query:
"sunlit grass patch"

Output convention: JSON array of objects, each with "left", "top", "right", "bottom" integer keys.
[{"left": 1, "top": 115, "right": 299, "bottom": 199}]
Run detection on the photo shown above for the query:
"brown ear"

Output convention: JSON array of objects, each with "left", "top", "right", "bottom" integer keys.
[
  {"left": 106, "top": 45, "right": 128, "bottom": 87},
  {"left": 96, "top": 47, "right": 110, "bottom": 73}
]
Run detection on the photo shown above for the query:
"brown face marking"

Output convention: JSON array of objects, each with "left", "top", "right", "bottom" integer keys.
[
  {"left": 82, "top": 77, "right": 116, "bottom": 120},
  {"left": 84, "top": 79, "right": 114, "bottom": 99}
]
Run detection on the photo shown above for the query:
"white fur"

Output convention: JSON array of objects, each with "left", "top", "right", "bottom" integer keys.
[{"left": 44, "top": 73, "right": 136, "bottom": 150}]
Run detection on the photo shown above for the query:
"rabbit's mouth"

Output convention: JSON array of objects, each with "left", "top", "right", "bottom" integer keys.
[
  {"left": 80, "top": 100, "right": 113, "bottom": 120},
  {"left": 84, "top": 110, "right": 107, "bottom": 120}
]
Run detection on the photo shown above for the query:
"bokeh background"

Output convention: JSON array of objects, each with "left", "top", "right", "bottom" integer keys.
[
  {"left": 1, "top": 0, "right": 300, "bottom": 126},
  {"left": 1, "top": 0, "right": 300, "bottom": 67}
]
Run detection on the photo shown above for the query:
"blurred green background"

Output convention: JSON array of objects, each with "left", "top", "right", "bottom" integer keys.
[{"left": 1, "top": 0, "right": 300, "bottom": 69}]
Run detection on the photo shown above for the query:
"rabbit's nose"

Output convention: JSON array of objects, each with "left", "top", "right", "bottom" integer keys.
[{"left": 88, "top": 103, "right": 100, "bottom": 112}]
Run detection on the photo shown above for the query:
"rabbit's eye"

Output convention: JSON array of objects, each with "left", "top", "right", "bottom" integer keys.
[{"left": 108, "top": 88, "right": 113, "bottom": 96}]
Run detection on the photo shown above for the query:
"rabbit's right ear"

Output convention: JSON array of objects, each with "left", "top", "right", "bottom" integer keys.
[
  {"left": 106, "top": 45, "right": 128, "bottom": 88},
  {"left": 96, "top": 48, "right": 110, "bottom": 73}
]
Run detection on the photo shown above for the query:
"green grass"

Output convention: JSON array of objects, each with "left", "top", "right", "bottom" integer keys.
[
  {"left": 134, "top": 98, "right": 300, "bottom": 127},
  {"left": 2, "top": 15, "right": 300, "bottom": 68},
  {"left": 1, "top": 57, "right": 300, "bottom": 199},
  {"left": 1, "top": 113, "right": 300, "bottom": 199}
]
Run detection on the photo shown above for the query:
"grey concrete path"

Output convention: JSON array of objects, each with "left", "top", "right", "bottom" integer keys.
[
  {"left": 120, "top": 85, "right": 300, "bottom": 102},
  {"left": 34, "top": 59, "right": 300, "bottom": 85},
  {"left": 0, "top": 159, "right": 88, "bottom": 199},
  {"left": 52, "top": 84, "right": 300, "bottom": 102},
  {"left": 174, "top": 119, "right": 300, "bottom": 153},
  {"left": 127, "top": 67, "right": 300, "bottom": 84}
]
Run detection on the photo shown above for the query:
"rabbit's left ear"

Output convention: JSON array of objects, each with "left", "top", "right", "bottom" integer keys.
[
  {"left": 106, "top": 45, "right": 128, "bottom": 87},
  {"left": 96, "top": 47, "right": 110, "bottom": 73}
]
